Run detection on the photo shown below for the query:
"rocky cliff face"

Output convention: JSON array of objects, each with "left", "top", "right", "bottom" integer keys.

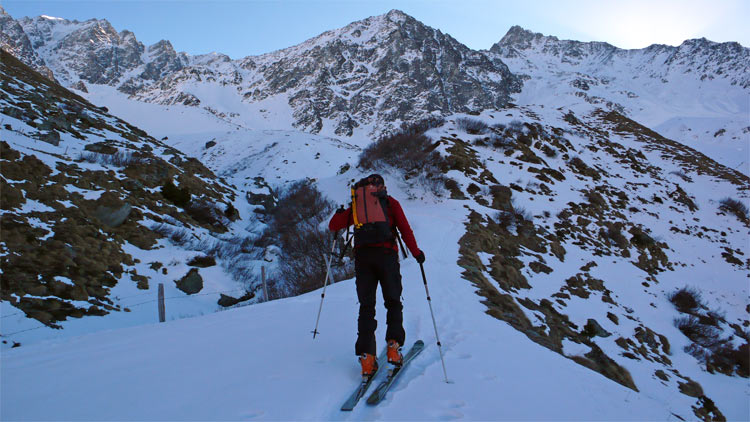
[
  {"left": 2, "top": 8, "right": 522, "bottom": 137},
  {"left": 230, "top": 10, "right": 522, "bottom": 135},
  {"left": 0, "top": 7, "right": 54, "bottom": 80}
]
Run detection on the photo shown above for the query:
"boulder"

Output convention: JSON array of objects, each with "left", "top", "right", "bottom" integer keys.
[
  {"left": 39, "top": 130, "right": 60, "bottom": 146},
  {"left": 583, "top": 318, "right": 612, "bottom": 338},
  {"left": 94, "top": 203, "right": 132, "bottom": 227},
  {"left": 218, "top": 291, "right": 255, "bottom": 307},
  {"left": 176, "top": 268, "right": 203, "bottom": 295}
]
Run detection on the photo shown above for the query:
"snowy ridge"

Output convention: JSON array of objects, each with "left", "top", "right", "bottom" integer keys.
[{"left": 489, "top": 25, "right": 750, "bottom": 172}]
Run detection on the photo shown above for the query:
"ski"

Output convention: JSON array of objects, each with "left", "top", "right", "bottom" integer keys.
[
  {"left": 340, "top": 348, "right": 388, "bottom": 411},
  {"left": 366, "top": 340, "right": 425, "bottom": 406}
]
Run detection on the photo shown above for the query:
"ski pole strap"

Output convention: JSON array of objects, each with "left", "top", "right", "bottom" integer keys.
[{"left": 338, "top": 229, "right": 353, "bottom": 262}]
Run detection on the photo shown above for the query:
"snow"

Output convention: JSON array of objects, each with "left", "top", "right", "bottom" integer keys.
[
  {"left": 2, "top": 11, "right": 749, "bottom": 421},
  {"left": 0, "top": 200, "right": 676, "bottom": 421}
]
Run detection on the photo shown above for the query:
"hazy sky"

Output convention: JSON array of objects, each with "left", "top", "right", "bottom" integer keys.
[{"left": 3, "top": 0, "right": 748, "bottom": 59}]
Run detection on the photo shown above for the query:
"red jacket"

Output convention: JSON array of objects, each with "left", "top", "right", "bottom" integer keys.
[{"left": 328, "top": 196, "right": 420, "bottom": 256}]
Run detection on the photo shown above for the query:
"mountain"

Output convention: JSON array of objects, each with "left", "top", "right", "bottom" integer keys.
[
  {"left": 1, "top": 8, "right": 749, "bottom": 421},
  {"left": 3, "top": 7, "right": 747, "bottom": 170},
  {"left": 489, "top": 26, "right": 750, "bottom": 171},
  {"left": 2, "top": 8, "right": 521, "bottom": 138},
  {"left": 0, "top": 8, "right": 54, "bottom": 80}
]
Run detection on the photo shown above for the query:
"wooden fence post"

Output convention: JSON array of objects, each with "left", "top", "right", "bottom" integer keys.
[
  {"left": 262, "top": 266, "right": 268, "bottom": 302},
  {"left": 158, "top": 283, "right": 165, "bottom": 323}
]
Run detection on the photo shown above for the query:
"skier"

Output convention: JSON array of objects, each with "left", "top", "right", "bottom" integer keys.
[{"left": 328, "top": 174, "right": 424, "bottom": 378}]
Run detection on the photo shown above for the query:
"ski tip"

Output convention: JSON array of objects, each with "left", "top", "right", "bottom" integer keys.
[{"left": 414, "top": 340, "right": 425, "bottom": 347}]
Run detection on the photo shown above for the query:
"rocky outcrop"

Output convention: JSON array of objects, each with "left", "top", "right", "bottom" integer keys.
[{"left": 176, "top": 268, "right": 203, "bottom": 295}]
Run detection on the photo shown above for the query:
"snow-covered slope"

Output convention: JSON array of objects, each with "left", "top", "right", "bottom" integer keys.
[
  {"left": 0, "top": 50, "right": 265, "bottom": 346},
  {"left": 2, "top": 107, "right": 748, "bottom": 419},
  {"left": 0, "top": 254, "right": 713, "bottom": 421},
  {"left": 490, "top": 26, "right": 750, "bottom": 172}
]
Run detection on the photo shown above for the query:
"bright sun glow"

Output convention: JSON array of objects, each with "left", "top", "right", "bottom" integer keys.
[{"left": 542, "top": 0, "right": 739, "bottom": 48}]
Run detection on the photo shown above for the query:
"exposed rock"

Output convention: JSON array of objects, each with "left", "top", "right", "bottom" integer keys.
[
  {"left": 94, "top": 203, "right": 132, "bottom": 227},
  {"left": 175, "top": 268, "right": 203, "bottom": 295},
  {"left": 583, "top": 319, "right": 612, "bottom": 338},
  {"left": 72, "top": 80, "right": 88, "bottom": 93},
  {"left": 217, "top": 291, "right": 255, "bottom": 307},
  {"left": 39, "top": 130, "right": 60, "bottom": 146}
]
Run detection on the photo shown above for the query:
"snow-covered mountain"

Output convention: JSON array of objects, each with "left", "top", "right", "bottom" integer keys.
[
  {"left": 1, "top": 8, "right": 521, "bottom": 138},
  {"left": 2, "top": 6, "right": 748, "bottom": 171},
  {"left": 490, "top": 26, "right": 750, "bottom": 171},
  {"left": 1, "top": 7, "right": 749, "bottom": 421}
]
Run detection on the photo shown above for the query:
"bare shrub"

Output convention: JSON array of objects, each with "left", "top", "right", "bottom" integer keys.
[
  {"left": 358, "top": 128, "right": 447, "bottom": 196},
  {"left": 542, "top": 145, "right": 558, "bottom": 158},
  {"left": 151, "top": 223, "right": 191, "bottom": 246},
  {"left": 265, "top": 180, "right": 354, "bottom": 295},
  {"left": 161, "top": 180, "right": 191, "bottom": 208},
  {"left": 79, "top": 151, "right": 147, "bottom": 167},
  {"left": 508, "top": 120, "right": 524, "bottom": 131},
  {"left": 669, "top": 287, "right": 703, "bottom": 313},
  {"left": 719, "top": 197, "right": 749, "bottom": 223},
  {"left": 514, "top": 206, "right": 534, "bottom": 223},
  {"left": 456, "top": 117, "right": 489, "bottom": 135},
  {"left": 675, "top": 316, "right": 722, "bottom": 349},
  {"left": 491, "top": 122, "right": 506, "bottom": 131},
  {"left": 400, "top": 116, "right": 446, "bottom": 134},
  {"left": 568, "top": 156, "right": 600, "bottom": 180},
  {"left": 710, "top": 342, "right": 749, "bottom": 377},
  {"left": 359, "top": 132, "right": 436, "bottom": 171},
  {"left": 669, "top": 170, "right": 692, "bottom": 182},
  {"left": 186, "top": 199, "right": 229, "bottom": 231},
  {"left": 490, "top": 135, "right": 514, "bottom": 150},
  {"left": 187, "top": 255, "right": 216, "bottom": 267},
  {"left": 603, "top": 225, "right": 628, "bottom": 249},
  {"left": 150, "top": 222, "right": 257, "bottom": 286}
]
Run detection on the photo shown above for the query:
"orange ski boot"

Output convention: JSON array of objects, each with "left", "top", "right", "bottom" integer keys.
[
  {"left": 359, "top": 353, "right": 378, "bottom": 378},
  {"left": 387, "top": 340, "right": 403, "bottom": 366}
]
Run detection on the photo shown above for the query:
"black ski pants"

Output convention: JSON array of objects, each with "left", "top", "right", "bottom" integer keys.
[{"left": 354, "top": 247, "right": 405, "bottom": 356}]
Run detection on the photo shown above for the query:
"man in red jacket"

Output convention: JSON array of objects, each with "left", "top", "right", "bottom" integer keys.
[{"left": 329, "top": 174, "right": 424, "bottom": 377}]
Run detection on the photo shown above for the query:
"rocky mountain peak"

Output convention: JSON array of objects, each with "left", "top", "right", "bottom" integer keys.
[
  {"left": 0, "top": 6, "right": 55, "bottom": 81},
  {"left": 495, "top": 25, "right": 547, "bottom": 49}
]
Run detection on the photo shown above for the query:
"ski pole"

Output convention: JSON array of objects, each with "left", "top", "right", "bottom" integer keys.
[
  {"left": 312, "top": 232, "right": 338, "bottom": 339},
  {"left": 419, "top": 262, "right": 450, "bottom": 383}
]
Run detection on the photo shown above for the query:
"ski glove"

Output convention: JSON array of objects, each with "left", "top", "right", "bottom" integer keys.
[
  {"left": 416, "top": 250, "right": 425, "bottom": 264},
  {"left": 336, "top": 205, "right": 346, "bottom": 214}
]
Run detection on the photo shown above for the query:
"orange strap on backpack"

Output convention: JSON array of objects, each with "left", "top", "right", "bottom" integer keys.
[{"left": 351, "top": 187, "right": 362, "bottom": 228}]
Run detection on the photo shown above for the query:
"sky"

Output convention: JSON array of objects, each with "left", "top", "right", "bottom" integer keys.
[{"left": 2, "top": 0, "right": 748, "bottom": 59}]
